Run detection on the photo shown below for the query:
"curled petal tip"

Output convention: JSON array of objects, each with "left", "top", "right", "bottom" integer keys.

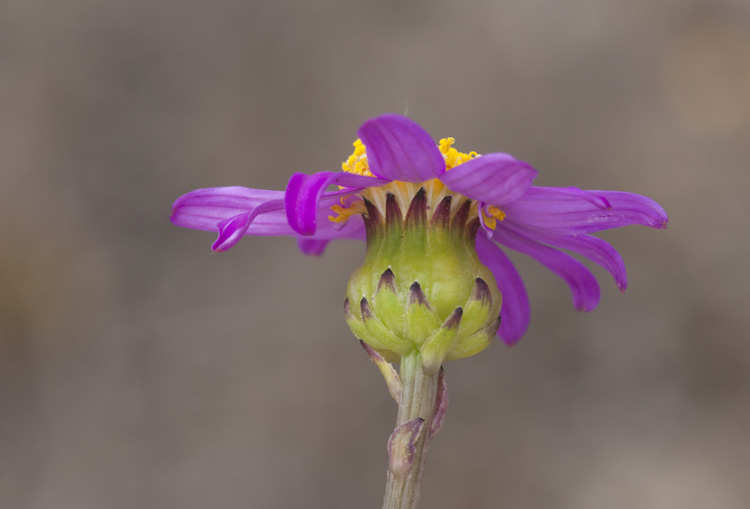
[
  {"left": 211, "top": 212, "right": 252, "bottom": 252},
  {"left": 285, "top": 171, "right": 386, "bottom": 236}
]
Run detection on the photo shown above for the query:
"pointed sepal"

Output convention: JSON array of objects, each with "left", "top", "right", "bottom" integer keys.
[
  {"left": 420, "top": 307, "right": 463, "bottom": 375},
  {"left": 405, "top": 282, "right": 441, "bottom": 343},
  {"left": 361, "top": 297, "right": 412, "bottom": 355},
  {"left": 445, "top": 313, "right": 502, "bottom": 361},
  {"left": 344, "top": 298, "right": 380, "bottom": 348},
  {"left": 360, "top": 340, "right": 402, "bottom": 403},
  {"left": 388, "top": 417, "right": 425, "bottom": 478},
  {"left": 374, "top": 268, "right": 405, "bottom": 336},
  {"left": 457, "top": 278, "right": 495, "bottom": 341},
  {"left": 429, "top": 367, "right": 449, "bottom": 439}
]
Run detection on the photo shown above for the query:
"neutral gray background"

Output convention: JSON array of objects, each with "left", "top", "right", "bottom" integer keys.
[{"left": 2, "top": 0, "right": 749, "bottom": 508}]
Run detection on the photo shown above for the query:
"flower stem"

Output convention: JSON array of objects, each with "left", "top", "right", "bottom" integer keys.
[{"left": 382, "top": 351, "right": 441, "bottom": 509}]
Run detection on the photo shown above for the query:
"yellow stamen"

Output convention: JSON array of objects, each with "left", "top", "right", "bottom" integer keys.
[
  {"left": 328, "top": 195, "right": 367, "bottom": 223},
  {"left": 341, "top": 139, "right": 373, "bottom": 176},
  {"left": 438, "top": 137, "right": 478, "bottom": 171},
  {"left": 482, "top": 205, "right": 506, "bottom": 230},
  {"left": 332, "top": 136, "right": 483, "bottom": 224}
]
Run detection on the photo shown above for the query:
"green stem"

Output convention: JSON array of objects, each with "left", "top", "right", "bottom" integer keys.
[{"left": 382, "top": 351, "right": 441, "bottom": 509}]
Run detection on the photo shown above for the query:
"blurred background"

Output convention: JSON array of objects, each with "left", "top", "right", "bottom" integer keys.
[{"left": 2, "top": 0, "right": 749, "bottom": 508}]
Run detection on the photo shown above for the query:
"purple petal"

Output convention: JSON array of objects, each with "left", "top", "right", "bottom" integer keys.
[
  {"left": 172, "top": 185, "right": 366, "bottom": 252},
  {"left": 212, "top": 199, "right": 291, "bottom": 252},
  {"left": 357, "top": 114, "right": 445, "bottom": 182},
  {"left": 285, "top": 171, "right": 389, "bottom": 235},
  {"left": 492, "top": 225, "right": 601, "bottom": 312},
  {"left": 508, "top": 224, "right": 628, "bottom": 291},
  {"left": 171, "top": 187, "right": 287, "bottom": 232},
  {"left": 296, "top": 202, "right": 367, "bottom": 254},
  {"left": 296, "top": 238, "right": 327, "bottom": 255},
  {"left": 475, "top": 234, "right": 530, "bottom": 345},
  {"left": 296, "top": 238, "right": 330, "bottom": 256},
  {"left": 503, "top": 187, "right": 668, "bottom": 234},
  {"left": 311, "top": 206, "right": 367, "bottom": 238},
  {"left": 439, "top": 153, "right": 537, "bottom": 206}
]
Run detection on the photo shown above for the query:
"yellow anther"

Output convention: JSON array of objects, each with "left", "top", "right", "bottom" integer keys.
[
  {"left": 334, "top": 136, "right": 483, "bottom": 227},
  {"left": 438, "top": 138, "right": 478, "bottom": 170},
  {"left": 439, "top": 138, "right": 455, "bottom": 153},
  {"left": 487, "top": 205, "right": 506, "bottom": 221},
  {"left": 329, "top": 200, "right": 366, "bottom": 223},
  {"left": 482, "top": 205, "right": 506, "bottom": 230},
  {"left": 342, "top": 139, "right": 373, "bottom": 176}
]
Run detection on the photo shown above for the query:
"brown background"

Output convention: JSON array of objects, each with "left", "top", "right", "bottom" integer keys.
[{"left": 2, "top": 1, "right": 749, "bottom": 508}]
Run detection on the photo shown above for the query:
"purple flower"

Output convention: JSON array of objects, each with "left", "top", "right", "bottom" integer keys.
[{"left": 171, "top": 114, "right": 667, "bottom": 345}]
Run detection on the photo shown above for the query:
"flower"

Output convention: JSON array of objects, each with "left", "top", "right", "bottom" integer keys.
[{"left": 171, "top": 114, "right": 667, "bottom": 345}]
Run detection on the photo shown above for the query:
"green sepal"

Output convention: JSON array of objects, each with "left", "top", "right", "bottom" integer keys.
[
  {"left": 373, "top": 268, "right": 406, "bottom": 337},
  {"left": 344, "top": 298, "right": 389, "bottom": 351},
  {"left": 360, "top": 340, "right": 402, "bottom": 403},
  {"left": 345, "top": 186, "right": 503, "bottom": 363},
  {"left": 404, "top": 282, "right": 441, "bottom": 344},
  {"left": 421, "top": 307, "right": 462, "bottom": 375},
  {"left": 445, "top": 314, "right": 501, "bottom": 361},
  {"left": 457, "top": 278, "right": 494, "bottom": 342},
  {"left": 361, "top": 297, "right": 414, "bottom": 355}
]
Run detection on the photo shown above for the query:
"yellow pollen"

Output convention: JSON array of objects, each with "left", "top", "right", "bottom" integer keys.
[
  {"left": 341, "top": 139, "right": 373, "bottom": 177},
  {"left": 328, "top": 197, "right": 366, "bottom": 223},
  {"left": 482, "top": 205, "right": 506, "bottom": 230},
  {"left": 438, "top": 137, "right": 478, "bottom": 171},
  {"left": 332, "top": 136, "right": 481, "bottom": 224}
]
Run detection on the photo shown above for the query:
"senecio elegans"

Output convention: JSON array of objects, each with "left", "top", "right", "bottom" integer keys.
[{"left": 171, "top": 114, "right": 667, "bottom": 509}]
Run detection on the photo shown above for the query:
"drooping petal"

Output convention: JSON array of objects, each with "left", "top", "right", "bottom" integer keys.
[
  {"left": 439, "top": 153, "right": 537, "bottom": 206},
  {"left": 171, "top": 186, "right": 287, "bottom": 232},
  {"left": 493, "top": 225, "right": 601, "bottom": 312},
  {"left": 504, "top": 223, "right": 628, "bottom": 291},
  {"left": 297, "top": 238, "right": 330, "bottom": 256},
  {"left": 296, "top": 208, "right": 367, "bottom": 256},
  {"left": 285, "top": 171, "right": 389, "bottom": 235},
  {"left": 475, "top": 234, "right": 530, "bottom": 345},
  {"left": 503, "top": 187, "right": 668, "bottom": 234},
  {"left": 357, "top": 114, "right": 445, "bottom": 182},
  {"left": 172, "top": 185, "right": 366, "bottom": 252},
  {"left": 212, "top": 198, "right": 283, "bottom": 252}
]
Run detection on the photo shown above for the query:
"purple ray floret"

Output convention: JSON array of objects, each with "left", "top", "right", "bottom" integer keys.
[{"left": 171, "top": 113, "right": 668, "bottom": 344}]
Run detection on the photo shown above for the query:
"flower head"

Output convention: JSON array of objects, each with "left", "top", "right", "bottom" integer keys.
[{"left": 171, "top": 114, "right": 667, "bottom": 346}]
